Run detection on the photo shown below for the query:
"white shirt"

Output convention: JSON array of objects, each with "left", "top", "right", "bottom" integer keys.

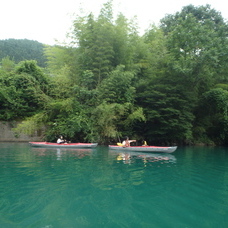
[{"left": 57, "top": 138, "right": 64, "bottom": 143}]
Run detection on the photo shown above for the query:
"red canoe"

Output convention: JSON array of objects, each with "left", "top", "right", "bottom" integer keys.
[
  {"left": 108, "top": 145, "right": 177, "bottom": 153},
  {"left": 29, "top": 142, "right": 98, "bottom": 148}
]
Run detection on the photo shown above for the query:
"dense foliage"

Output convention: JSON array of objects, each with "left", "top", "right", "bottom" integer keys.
[
  {"left": 0, "top": 39, "right": 47, "bottom": 67},
  {"left": 1, "top": 2, "right": 228, "bottom": 145}
]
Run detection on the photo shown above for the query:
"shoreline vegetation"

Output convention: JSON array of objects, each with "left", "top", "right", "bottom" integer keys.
[{"left": 0, "top": 2, "right": 228, "bottom": 146}]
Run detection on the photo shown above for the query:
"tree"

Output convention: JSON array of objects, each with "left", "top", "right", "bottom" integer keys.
[
  {"left": 112, "top": 13, "right": 135, "bottom": 69},
  {"left": 136, "top": 80, "right": 195, "bottom": 144},
  {"left": 70, "top": 1, "right": 143, "bottom": 86},
  {"left": 71, "top": 2, "right": 115, "bottom": 86},
  {"left": 0, "top": 57, "right": 15, "bottom": 73},
  {"left": 160, "top": 4, "right": 228, "bottom": 91},
  {"left": 0, "top": 72, "right": 49, "bottom": 120},
  {"left": 0, "top": 39, "right": 47, "bottom": 67},
  {"left": 10, "top": 3, "right": 228, "bottom": 145},
  {"left": 194, "top": 88, "right": 228, "bottom": 145},
  {"left": 15, "top": 60, "right": 49, "bottom": 92},
  {"left": 134, "top": 4, "right": 228, "bottom": 144},
  {"left": 44, "top": 45, "right": 78, "bottom": 81},
  {"left": 97, "top": 65, "right": 135, "bottom": 104},
  {"left": 91, "top": 102, "right": 145, "bottom": 144}
]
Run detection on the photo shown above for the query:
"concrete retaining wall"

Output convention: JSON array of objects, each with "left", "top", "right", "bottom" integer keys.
[{"left": 0, "top": 121, "right": 42, "bottom": 142}]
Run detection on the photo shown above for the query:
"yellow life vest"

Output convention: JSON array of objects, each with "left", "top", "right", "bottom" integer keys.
[{"left": 143, "top": 141, "right": 147, "bottom": 146}]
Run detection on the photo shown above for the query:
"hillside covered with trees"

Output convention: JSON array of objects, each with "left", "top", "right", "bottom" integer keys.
[
  {"left": 0, "top": 39, "right": 47, "bottom": 67},
  {"left": 1, "top": 2, "right": 228, "bottom": 145}
]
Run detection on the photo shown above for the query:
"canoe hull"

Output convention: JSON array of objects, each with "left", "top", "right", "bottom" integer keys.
[
  {"left": 29, "top": 142, "right": 98, "bottom": 148},
  {"left": 109, "top": 145, "right": 177, "bottom": 153}
]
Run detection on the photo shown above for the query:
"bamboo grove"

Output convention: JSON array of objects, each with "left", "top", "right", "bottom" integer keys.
[{"left": 1, "top": 2, "right": 228, "bottom": 145}]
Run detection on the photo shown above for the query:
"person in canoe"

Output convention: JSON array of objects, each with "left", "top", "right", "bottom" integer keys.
[
  {"left": 142, "top": 140, "right": 148, "bottom": 146},
  {"left": 122, "top": 136, "right": 136, "bottom": 147},
  {"left": 57, "top": 136, "right": 67, "bottom": 144}
]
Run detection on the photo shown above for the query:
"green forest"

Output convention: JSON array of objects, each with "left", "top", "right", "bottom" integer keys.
[
  {"left": 0, "top": 2, "right": 228, "bottom": 145},
  {"left": 0, "top": 39, "right": 47, "bottom": 67}
]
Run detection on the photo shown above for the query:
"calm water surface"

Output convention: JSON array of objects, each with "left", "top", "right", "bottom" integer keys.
[{"left": 0, "top": 143, "right": 227, "bottom": 228}]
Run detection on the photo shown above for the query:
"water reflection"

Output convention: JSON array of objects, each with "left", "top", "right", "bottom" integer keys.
[
  {"left": 108, "top": 150, "right": 177, "bottom": 165},
  {"left": 56, "top": 148, "right": 61, "bottom": 160},
  {"left": 31, "top": 147, "right": 94, "bottom": 160}
]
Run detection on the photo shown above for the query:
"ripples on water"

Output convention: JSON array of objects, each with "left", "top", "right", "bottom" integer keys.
[{"left": 0, "top": 143, "right": 228, "bottom": 227}]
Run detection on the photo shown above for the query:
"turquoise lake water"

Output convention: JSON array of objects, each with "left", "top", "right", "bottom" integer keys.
[{"left": 0, "top": 143, "right": 227, "bottom": 228}]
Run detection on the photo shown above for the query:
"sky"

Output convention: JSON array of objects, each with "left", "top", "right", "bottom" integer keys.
[{"left": 0, "top": 0, "right": 227, "bottom": 45}]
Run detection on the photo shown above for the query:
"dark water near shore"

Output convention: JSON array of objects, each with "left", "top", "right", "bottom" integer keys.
[{"left": 0, "top": 143, "right": 228, "bottom": 228}]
